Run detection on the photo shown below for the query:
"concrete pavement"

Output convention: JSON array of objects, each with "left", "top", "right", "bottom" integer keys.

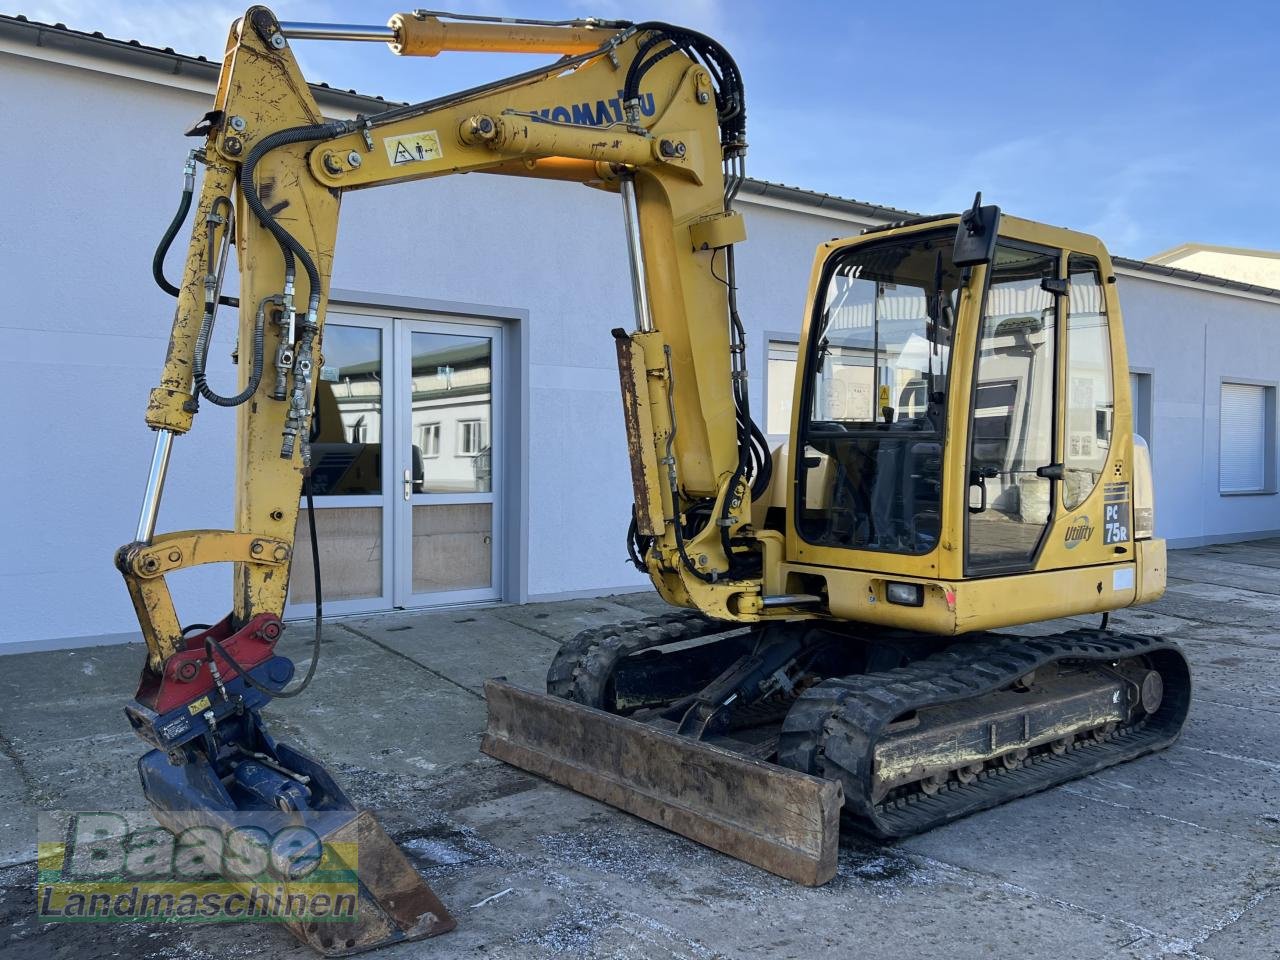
[{"left": 1, "top": 544, "right": 1277, "bottom": 959}]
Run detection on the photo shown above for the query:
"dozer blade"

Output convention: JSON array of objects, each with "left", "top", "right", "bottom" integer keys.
[
  {"left": 149, "top": 804, "right": 455, "bottom": 956},
  {"left": 481, "top": 679, "right": 843, "bottom": 885}
]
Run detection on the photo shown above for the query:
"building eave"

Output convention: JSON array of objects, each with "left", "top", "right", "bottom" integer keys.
[
  {"left": 0, "top": 13, "right": 405, "bottom": 115},
  {"left": 1148, "top": 241, "right": 1280, "bottom": 265}
]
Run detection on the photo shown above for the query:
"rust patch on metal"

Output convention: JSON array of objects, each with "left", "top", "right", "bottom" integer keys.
[{"left": 614, "top": 331, "right": 663, "bottom": 537}]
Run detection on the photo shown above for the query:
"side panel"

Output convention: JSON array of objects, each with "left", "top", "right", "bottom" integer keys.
[{"left": 781, "top": 559, "right": 1143, "bottom": 634}]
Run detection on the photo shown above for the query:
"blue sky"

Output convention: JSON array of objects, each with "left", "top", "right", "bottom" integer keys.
[{"left": 21, "top": 0, "right": 1280, "bottom": 257}]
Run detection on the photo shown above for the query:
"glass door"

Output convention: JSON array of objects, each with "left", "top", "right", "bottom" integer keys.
[
  {"left": 965, "top": 243, "right": 1061, "bottom": 573},
  {"left": 288, "top": 315, "right": 394, "bottom": 615},
  {"left": 393, "top": 319, "right": 501, "bottom": 605}
]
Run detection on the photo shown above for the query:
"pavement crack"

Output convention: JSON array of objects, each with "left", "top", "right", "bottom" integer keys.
[
  {"left": 487, "top": 610, "right": 563, "bottom": 644},
  {"left": 1184, "top": 883, "right": 1279, "bottom": 951},
  {"left": 1191, "top": 695, "right": 1280, "bottom": 717},
  {"left": 1181, "top": 633, "right": 1280, "bottom": 653},
  {"left": 1180, "top": 744, "right": 1280, "bottom": 772},
  {"left": 335, "top": 622, "right": 485, "bottom": 701},
  {"left": 1059, "top": 786, "right": 1274, "bottom": 846},
  {"left": 0, "top": 727, "right": 45, "bottom": 806},
  {"left": 1167, "top": 575, "right": 1280, "bottom": 599}
]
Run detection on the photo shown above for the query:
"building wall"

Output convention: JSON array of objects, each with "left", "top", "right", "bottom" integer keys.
[
  {"left": 1119, "top": 273, "right": 1280, "bottom": 545},
  {"left": 2, "top": 44, "right": 1278, "bottom": 653}
]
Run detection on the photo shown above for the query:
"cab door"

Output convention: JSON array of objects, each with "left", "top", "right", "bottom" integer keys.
[{"left": 964, "top": 242, "right": 1063, "bottom": 574}]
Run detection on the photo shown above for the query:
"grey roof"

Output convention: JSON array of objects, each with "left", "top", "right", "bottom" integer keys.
[
  {"left": 736, "top": 179, "right": 918, "bottom": 221},
  {"left": 1112, "top": 256, "right": 1280, "bottom": 299},
  {"left": 0, "top": 12, "right": 407, "bottom": 113},
  {"left": 4, "top": 12, "right": 1279, "bottom": 304}
]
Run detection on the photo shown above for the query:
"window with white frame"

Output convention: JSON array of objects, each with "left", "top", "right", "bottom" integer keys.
[
  {"left": 419, "top": 422, "right": 440, "bottom": 458},
  {"left": 766, "top": 340, "right": 799, "bottom": 436},
  {"left": 458, "top": 419, "right": 485, "bottom": 456},
  {"left": 1130, "top": 371, "right": 1153, "bottom": 450},
  {"left": 1220, "top": 382, "right": 1274, "bottom": 494}
]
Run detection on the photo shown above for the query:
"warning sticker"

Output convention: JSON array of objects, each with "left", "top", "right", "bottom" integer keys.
[{"left": 384, "top": 130, "right": 443, "bottom": 166}]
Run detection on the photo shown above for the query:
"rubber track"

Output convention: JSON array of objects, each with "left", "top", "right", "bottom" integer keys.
[
  {"left": 545, "top": 609, "right": 735, "bottom": 708},
  {"left": 777, "top": 629, "right": 1191, "bottom": 838}
]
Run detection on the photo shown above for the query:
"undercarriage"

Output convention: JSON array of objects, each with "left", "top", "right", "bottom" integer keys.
[{"left": 484, "top": 610, "right": 1190, "bottom": 880}]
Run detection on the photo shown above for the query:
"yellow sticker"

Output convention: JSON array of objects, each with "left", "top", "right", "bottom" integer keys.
[
  {"left": 878, "top": 384, "right": 890, "bottom": 407},
  {"left": 187, "top": 696, "right": 211, "bottom": 716},
  {"left": 384, "top": 130, "right": 443, "bottom": 166}
]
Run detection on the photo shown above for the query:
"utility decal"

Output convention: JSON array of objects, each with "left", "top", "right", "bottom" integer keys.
[
  {"left": 1064, "top": 515, "right": 1094, "bottom": 550},
  {"left": 528, "top": 92, "right": 657, "bottom": 126},
  {"left": 384, "top": 130, "right": 443, "bottom": 166},
  {"left": 1102, "top": 481, "right": 1131, "bottom": 545}
]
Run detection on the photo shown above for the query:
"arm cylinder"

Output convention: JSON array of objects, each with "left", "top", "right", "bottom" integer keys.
[
  {"left": 135, "top": 429, "right": 174, "bottom": 544},
  {"left": 387, "top": 12, "right": 608, "bottom": 57},
  {"left": 145, "top": 157, "right": 237, "bottom": 434}
]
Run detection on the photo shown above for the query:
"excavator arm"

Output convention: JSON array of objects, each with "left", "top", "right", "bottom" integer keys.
[{"left": 118, "top": 8, "right": 772, "bottom": 954}]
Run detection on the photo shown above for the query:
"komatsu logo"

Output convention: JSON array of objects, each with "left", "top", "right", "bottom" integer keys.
[{"left": 528, "top": 92, "right": 657, "bottom": 126}]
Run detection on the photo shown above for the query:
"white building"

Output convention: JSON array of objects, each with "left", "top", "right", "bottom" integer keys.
[
  {"left": 1148, "top": 243, "right": 1280, "bottom": 289},
  {"left": 3, "top": 15, "right": 1280, "bottom": 653}
]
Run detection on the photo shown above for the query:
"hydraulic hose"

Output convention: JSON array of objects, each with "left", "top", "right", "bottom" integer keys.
[
  {"left": 238, "top": 121, "right": 351, "bottom": 318},
  {"left": 192, "top": 293, "right": 273, "bottom": 408},
  {"left": 152, "top": 177, "right": 193, "bottom": 298},
  {"left": 153, "top": 149, "right": 239, "bottom": 308}
]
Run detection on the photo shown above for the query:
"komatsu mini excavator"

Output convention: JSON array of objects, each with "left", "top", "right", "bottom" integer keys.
[{"left": 118, "top": 7, "right": 1190, "bottom": 954}]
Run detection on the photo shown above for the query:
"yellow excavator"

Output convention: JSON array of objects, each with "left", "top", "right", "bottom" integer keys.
[{"left": 118, "top": 7, "right": 1190, "bottom": 955}]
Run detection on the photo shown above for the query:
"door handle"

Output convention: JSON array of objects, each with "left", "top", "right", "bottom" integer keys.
[
  {"left": 403, "top": 468, "right": 412, "bottom": 501},
  {"left": 969, "top": 477, "right": 987, "bottom": 514},
  {"left": 968, "top": 466, "right": 997, "bottom": 514}
]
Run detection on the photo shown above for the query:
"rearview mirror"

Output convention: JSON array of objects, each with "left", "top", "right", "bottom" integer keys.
[{"left": 953, "top": 192, "right": 1001, "bottom": 267}]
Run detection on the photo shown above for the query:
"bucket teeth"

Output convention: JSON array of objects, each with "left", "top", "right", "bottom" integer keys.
[
  {"left": 297, "top": 810, "right": 455, "bottom": 956},
  {"left": 145, "top": 806, "right": 454, "bottom": 956}
]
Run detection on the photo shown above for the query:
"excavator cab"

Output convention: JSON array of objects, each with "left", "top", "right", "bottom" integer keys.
[{"left": 764, "top": 201, "right": 1168, "bottom": 630}]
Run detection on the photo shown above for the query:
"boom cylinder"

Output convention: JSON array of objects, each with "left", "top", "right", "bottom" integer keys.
[
  {"left": 620, "top": 176, "right": 654, "bottom": 333},
  {"left": 386, "top": 12, "right": 607, "bottom": 57}
]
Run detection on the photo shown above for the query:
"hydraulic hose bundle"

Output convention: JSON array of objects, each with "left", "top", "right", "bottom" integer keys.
[{"left": 621, "top": 24, "right": 766, "bottom": 582}]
